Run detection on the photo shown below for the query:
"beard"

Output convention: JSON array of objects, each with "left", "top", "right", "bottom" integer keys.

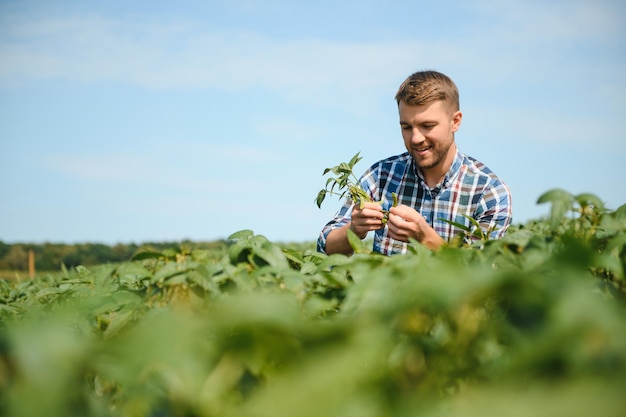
[{"left": 413, "top": 140, "right": 454, "bottom": 171}]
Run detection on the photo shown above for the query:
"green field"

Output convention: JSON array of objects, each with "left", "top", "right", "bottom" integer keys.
[{"left": 1, "top": 189, "right": 625, "bottom": 417}]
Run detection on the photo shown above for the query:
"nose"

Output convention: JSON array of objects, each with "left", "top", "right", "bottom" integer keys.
[{"left": 410, "top": 128, "right": 425, "bottom": 144}]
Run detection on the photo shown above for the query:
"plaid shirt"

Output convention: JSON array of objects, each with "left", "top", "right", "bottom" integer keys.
[{"left": 317, "top": 149, "right": 512, "bottom": 255}]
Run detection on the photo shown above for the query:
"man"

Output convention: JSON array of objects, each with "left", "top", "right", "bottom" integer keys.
[{"left": 317, "top": 70, "right": 512, "bottom": 255}]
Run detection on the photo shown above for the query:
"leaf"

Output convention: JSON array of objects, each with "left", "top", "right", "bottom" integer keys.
[
  {"left": 536, "top": 188, "right": 572, "bottom": 204},
  {"left": 346, "top": 228, "right": 369, "bottom": 254},
  {"left": 282, "top": 248, "right": 305, "bottom": 267},
  {"left": 228, "top": 229, "right": 255, "bottom": 241},
  {"left": 131, "top": 250, "right": 164, "bottom": 261},
  {"left": 465, "top": 215, "right": 487, "bottom": 239},
  {"left": 575, "top": 193, "right": 604, "bottom": 212},
  {"left": 338, "top": 162, "right": 351, "bottom": 172},
  {"left": 315, "top": 189, "right": 327, "bottom": 208},
  {"left": 161, "top": 248, "right": 179, "bottom": 259},
  {"left": 502, "top": 229, "right": 534, "bottom": 248},
  {"left": 537, "top": 188, "right": 574, "bottom": 230},
  {"left": 250, "top": 244, "right": 289, "bottom": 269},
  {"left": 151, "top": 263, "right": 188, "bottom": 284},
  {"left": 348, "top": 152, "right": 362, "bottom": 168},
  {"left": 35, "top": 286, "right": 69, "bottom": 302},
  {"left": 615, "top": 203, "right": 626, "bottom": 220},
  {"left": 441, "top": 219, "right": 472, "bottom": 233},
  {"left": 75, "top": 265, "right": 90, "bottom": 277},
  {"left": 300, "top": 261, "right": 318, "bottom": 275},
  {"left": 304, "top": 251, "right": 327, "bottom": 264}
]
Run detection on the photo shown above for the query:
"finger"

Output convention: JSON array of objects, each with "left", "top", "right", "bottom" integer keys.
[
  {"left": 354, "top": 209, "right": 385, "bottom": 221},
  {"left": 386, "top": 223, "right": 409, "bottom": 242},
  {"left": 356, "top": 218, "right": 384, "bottom": 230},
  {"left": 366, "top": 209, "right": 385, "bottom": 220},
  {"left": 388, "top": 212, "right": 408, "bottom": 227}
]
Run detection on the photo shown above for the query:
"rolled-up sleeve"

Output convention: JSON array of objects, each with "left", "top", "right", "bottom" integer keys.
[
  {"left": 316, "top": 201, "right": 354, "bottom": 253},
  {"left": 477, "top": 181, "right": 513, "bottom": 240}
]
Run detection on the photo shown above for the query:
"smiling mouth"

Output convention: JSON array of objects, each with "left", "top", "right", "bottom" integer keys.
[{"left": 414, "top": 145, "right": 432, "bottom": 153}]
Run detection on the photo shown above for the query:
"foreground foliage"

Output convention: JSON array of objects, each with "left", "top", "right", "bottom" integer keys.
[{"left": 0, "top": 190, "right": 625, "bottom": 417}]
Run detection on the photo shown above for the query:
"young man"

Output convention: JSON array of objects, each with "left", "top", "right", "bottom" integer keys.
[{"left": 317, "top": 70, "right": 512, "bottom": 256}]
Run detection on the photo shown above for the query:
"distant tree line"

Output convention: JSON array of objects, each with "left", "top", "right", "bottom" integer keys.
[{"left": 0, "top": 240, "right": 227, "bottom": 273}]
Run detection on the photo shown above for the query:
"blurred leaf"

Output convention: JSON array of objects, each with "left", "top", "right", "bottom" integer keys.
[
  {"left": 131, "top": 250, "right": 163, "bottom": 261},
  {"left": 537, "top": 188, "right": 574, "bottom": 230},
  {"left": 228, "top": 229, "right": 255, "bottom": 241},
  {"left": 346, "top": 228, "right": 368, "bottom": 254},
  {"left": 575, "top": 192, "right": 604, "bottom": 212}
]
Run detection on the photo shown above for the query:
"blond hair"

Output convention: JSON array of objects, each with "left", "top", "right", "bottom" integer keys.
[{"left": 395, "top": 70, "right": 459, "bottom": 112}]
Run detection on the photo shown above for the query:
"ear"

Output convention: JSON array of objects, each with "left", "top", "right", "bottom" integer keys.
[{"left": 451, "top": 110, "right": 462, "bottom": 133}]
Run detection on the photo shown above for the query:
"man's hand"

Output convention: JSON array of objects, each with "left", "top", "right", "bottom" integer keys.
[
  {"left": 325, "top": 202, "right": 385, "bottom": 255},
  {"left": 327, "top": 203, "right": 444, "bottom": 255},
  {"left": 387, "top": 205, "right": 445, "bottom": 250},
  {"left": 349, "top": 201, "right": 385, "bottom": 239}
]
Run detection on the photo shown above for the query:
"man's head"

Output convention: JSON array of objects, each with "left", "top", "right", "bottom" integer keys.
[
  {"left": 395, "top": 70, "right": 459, "bottom": 114},
  {"left": 396, "top": 71, "right": 462, "bottom": 185}
]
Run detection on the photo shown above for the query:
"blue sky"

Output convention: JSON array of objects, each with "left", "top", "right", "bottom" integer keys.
[{"left": 1, "top": 0, "right": 625, "bottom": 244}]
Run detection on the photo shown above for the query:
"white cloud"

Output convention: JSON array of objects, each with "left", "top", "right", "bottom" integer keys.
[
  {"left": 250, "top": 116, "right": 325, "bottom": 144},
  {"left": 462, "top": 103, "right": 623, "bottom": 146},
  {"left": 0, "top": 13, "right": 455, "bottom": 94},
  {"left": 43, "top": 152, "right": 156, "bottom": 182},
  {"left": 42, "top": 143, "right": 283, "bottom": 186},
  {"left": 1, "top": 2, "right": 623, "bottom": 100},
  {"left": 468, "top": 0, "right": 623, "bottom": 42}
]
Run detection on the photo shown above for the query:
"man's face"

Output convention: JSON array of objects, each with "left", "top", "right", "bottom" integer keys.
[{"left": 399, "top": 100, "right": 462, "bottom": 174}]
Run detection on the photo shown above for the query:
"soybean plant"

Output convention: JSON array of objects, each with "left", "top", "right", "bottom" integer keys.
[{"left": 315, "top": 152, "right": 397, "bottom": 223}]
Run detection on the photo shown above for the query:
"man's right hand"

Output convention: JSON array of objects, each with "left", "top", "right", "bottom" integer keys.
[
  {"left": 348, "top": 201, "right": 385, "bottom": 239},
  {"left": 324, "top": 201, "right": 385, "bottom": 255}
]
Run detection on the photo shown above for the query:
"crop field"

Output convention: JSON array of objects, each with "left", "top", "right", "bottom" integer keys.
[{"left": 1, "top": 189, "right": 625, "bottom": 417}]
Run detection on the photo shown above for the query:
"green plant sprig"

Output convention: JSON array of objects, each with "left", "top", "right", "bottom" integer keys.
[{"left": 315, "top": 152, "right": 397, "bottom": 223}]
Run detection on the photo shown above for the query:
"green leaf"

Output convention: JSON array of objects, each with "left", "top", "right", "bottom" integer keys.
[
  {"left": 250, "top": 244, "right": 289, "bottom": 269},
  {"left": 131, "top": 250, "right": 163, "bottom": 261},
  {"left": 161, "top": 248, "right": 179, "bottom": 259},
  {"left": 465, "top": 215, "right": 487, "bottom": 239},
  {"left": 348, "top": 152, "right": 362, "bottom": 168},
  {"left": 75, "top": 265, "right": 90, "bottom": 277},
  {"left": 35, "top": 286, "right": 69, "bottom": 302},
  {"left": 615, "top": 203, "right": 626, "bottom": 220},
  {"left": 346, "top": 228, "right": 369, "bottom": 254},
  {"left": 575, "top": 193, "right": 604, "bottom": 212},
  {"left": 300, "top": 261, "right": 318, "bottom": 275},
  {"left": 441, "top": 219, "right": 472, "bottom": 233},
  {"left": 151, "top": 263, "right": 188, "bottom": 284},
  {"left": 537, "top": 188, "right": 574, "bottom": 229},
  {"left": 282, "top": 248, "right": 304, "bottom": 267},
  {"left": 315, "top": 189, "right": 327, "bottom": 208},
  {"left": 228, "top": 229, "right": 255, "bottom": 241}
]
